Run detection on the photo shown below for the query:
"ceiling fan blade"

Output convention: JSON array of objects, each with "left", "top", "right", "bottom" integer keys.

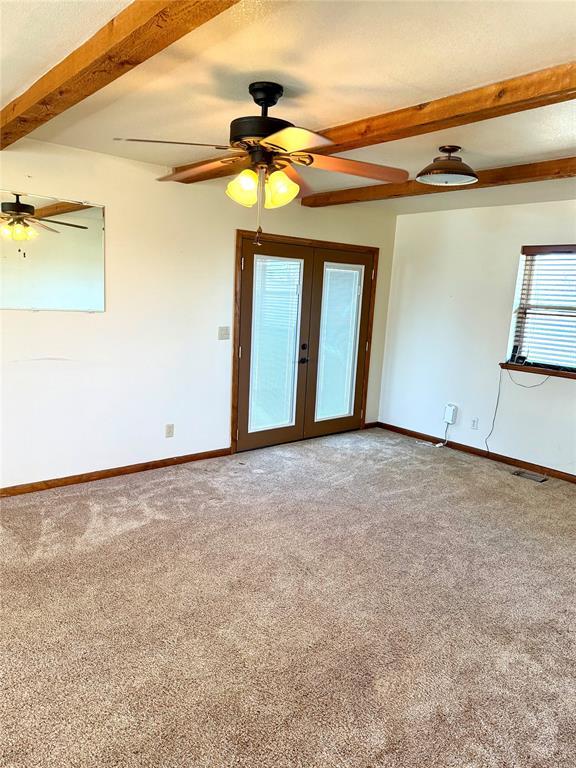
[
  {"left": 26, "top": 218, "right": 60, "bottom": 233},
  {"left": 282, "top": 164, "right": 313, "bottom": 198},
  {"left": 300, "top": 154, "right": 410, "bottom": 183},
  {"left": 260, "top": 127, "right": 334, "bottom": 153},
  {"left": 158, "top": 152, "right": 250, "bottom": 183},
  {"left": 114, "top": 138, "right": 238, "bottom": 151},
  {"left": 37, "top": 218, "right": 89, "bottom": 230}
]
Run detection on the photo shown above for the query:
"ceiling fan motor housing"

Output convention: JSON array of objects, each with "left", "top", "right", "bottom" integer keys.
[
  {"left": 1, "top": 199, "right": 34, "bottom": 217},
  {"left": 229, "top": 116, "right": 293, "bottom": 147}
]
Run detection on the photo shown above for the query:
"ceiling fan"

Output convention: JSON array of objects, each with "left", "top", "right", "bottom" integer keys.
[
  {"left": 115, "top": 81, "right": 410, "bottom": 214},
  {"left": 0, "top": 194, "right": 88, "bottom": 241}
]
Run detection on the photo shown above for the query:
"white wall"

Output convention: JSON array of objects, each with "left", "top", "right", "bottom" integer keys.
[
  {"left": 379, "top": 200, "right": 576, "bottom": 474},
  {"left": 0, "top": 140, "right": 395, "bottom": 487}
]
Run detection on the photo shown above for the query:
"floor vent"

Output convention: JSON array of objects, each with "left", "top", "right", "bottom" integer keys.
[{"left": 511, "top": 469, "right": 548, "bottom": 483}]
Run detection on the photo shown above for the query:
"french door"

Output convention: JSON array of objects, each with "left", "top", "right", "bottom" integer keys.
[{"left": 234, "top": 231, "right": 377, "bottom": 452}]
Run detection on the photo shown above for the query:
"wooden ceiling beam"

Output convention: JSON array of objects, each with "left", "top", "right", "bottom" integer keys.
[
  {"left": 35, "top": 202, "right": 91, "bottom": 218},
  {"left": 0, "top": 0, "right": 241, "bottom": 150},
  {"left": 318, "top": 62, "right": 576, "bottom": 154},
  {"left": 300, "top": 157, "right": 576, "bottom": 207}
]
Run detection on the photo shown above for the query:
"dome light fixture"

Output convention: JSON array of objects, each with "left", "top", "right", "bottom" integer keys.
[{"left": 416, "top": 145, "right": 478, "bottom": 186}]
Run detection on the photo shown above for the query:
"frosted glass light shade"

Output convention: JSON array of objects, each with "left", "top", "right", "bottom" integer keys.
[
  {"left": 264, "top": 170, "right": 299, "bottom": 209},
  {"left": 226, "top": 169, "right": 259, "bottom": 207},
  {"left": 12, "top": 223, "right": 28, "bottom": 240}
]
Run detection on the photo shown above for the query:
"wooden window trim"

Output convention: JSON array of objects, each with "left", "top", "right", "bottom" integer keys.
[
  {"left": 500, "top": 362, "right": 576, "bottom": 381},
  {"left": 521, "top": 244, "right": 576, "bottom": 255}
]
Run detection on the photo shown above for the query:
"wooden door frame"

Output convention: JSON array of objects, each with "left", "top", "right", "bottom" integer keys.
[{"left": 230, "top": 229, "right": 379, "bottom": 454}]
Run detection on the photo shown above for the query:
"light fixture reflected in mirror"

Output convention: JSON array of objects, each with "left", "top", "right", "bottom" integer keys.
[
  {"left": 1, "top": 190, "right": 105, "bottom": 312},
  {"left": 416, "top": 145, "right": 478, "bottom": 186},
  {"left": 1, "top": 221, "right": 39, "bottom": 241},
  {"left": 1, "top": 193, "right": 90, "bottom": 241}
]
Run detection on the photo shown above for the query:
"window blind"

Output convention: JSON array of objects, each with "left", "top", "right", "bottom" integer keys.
[{"left": 512, "top": 245, "right": 576, "bottom": 371}]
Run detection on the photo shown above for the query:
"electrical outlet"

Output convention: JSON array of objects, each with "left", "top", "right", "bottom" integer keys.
[
  {"left": 165, "top": 423, "right": 174, "bottom": 438},
  {"left": 471, "top": 417, "right": 479, "bottom": 430}
]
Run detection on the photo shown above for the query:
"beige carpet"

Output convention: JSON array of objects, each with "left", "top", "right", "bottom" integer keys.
[{"left": 1, "top": 429, "right": 575, "bottom": 768}]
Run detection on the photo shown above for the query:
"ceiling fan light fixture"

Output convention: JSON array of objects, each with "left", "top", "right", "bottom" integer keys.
[
  {"left": 416, "top": 145, "right": 478, "bottom": 186},
  {"left": 1, "top": 221, "right": 38, "bottom": 241},
  {"left": 225, "top": 168, "right": 259, "bottom": 207},
  {"left": 264, "top": 170, "right": 299, "bottom": 209},
  {"left": 12, "top": 222, "right": 29, "bottom": 241}
]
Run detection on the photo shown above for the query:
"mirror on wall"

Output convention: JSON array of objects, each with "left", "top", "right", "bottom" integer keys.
[{"left": 0, "top": 191, "right": 105, "bottom": 311}]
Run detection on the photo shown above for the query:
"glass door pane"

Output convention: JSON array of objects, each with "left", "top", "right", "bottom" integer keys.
[
  {"left": 315, "top": 262, "right": 364, "bottom": 421},
  {"left": 248, "top": 254, "right": 304, "bottom": 432}
]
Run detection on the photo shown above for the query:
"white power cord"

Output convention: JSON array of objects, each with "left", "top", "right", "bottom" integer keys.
[
  {"left": 484, "top": 367, "right": 550, "bottom": 455},
  {"left": 435, "top": 421, "right": 450, "bottom": 448}
]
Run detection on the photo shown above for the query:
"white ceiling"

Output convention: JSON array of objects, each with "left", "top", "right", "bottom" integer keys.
[
  {"left": 0, "top": 0, "right": 133, "bottom": 105},
  {"left": 1, "top": 0, "right": 575, "bottom": 206}
]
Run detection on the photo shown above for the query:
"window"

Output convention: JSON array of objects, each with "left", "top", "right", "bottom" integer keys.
[{"left": 508, "top": 245, "right": 576, "bottom": 373}]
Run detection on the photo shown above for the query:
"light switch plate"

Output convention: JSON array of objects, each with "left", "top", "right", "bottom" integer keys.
[{"left": 218, "top": 326, "right": 230, "bottom": 340}]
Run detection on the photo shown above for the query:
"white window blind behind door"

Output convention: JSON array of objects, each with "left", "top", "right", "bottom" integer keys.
[
  {"left": 511, "top": 245, "right": 576, "bottom": 371},
  {"left": 315, "top": 263, "right": 364, "bottom": 421},
  {"left": 248, "top": 255, "right": 303, "bottom": 432}
]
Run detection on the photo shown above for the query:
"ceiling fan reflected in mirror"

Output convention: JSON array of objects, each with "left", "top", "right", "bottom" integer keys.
[
  {"left": 115, "top": 82, "right": 410, "bottom": 237},
  {"left": 0, "top": 194, "right": 89, "bottom": 241}
]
